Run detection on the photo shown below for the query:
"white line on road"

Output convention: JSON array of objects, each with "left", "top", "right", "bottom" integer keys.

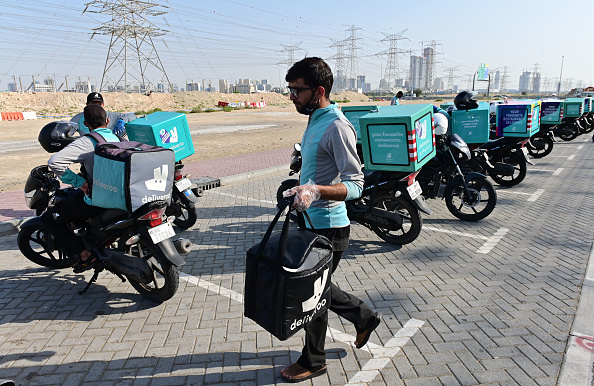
[
  {"left": 528, "top": 189, "right": 545, "bottom": 202},
  {"left": 345, "top": 319, "right": 425, "bottom": 385},
  {"left": 578, "top": 145, "right": 584, "bottom": 150},
  {"left": 424, "top": 226, "right": 488, "bottom": 240},
  {"left": 527, "top": 168, "right": 557, "bottom": 172},
  {"left": 553, "top": 168, "right": 564, "bottom": 176},
  {"left": 568, "top": 154, "right": 576, "bottom": 160},
  {"left": 208, "top": 190, "right": 276, "bottom": 205},
  {"left": 476, "top": 228, "right": 509, "bottom": 254}
]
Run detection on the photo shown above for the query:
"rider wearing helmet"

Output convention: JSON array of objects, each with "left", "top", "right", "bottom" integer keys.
[
  {"left": 70, "top": 92, "right": 137, "bottom": 137},
  {"left": 434, "top": 112, "right": 449, "bottom": 136},
  {"left": 454, "top": 91, "right": 479, "bottom": 111},
  {"left": 41, "top": 105, "right": 121, "bottom": 273}
]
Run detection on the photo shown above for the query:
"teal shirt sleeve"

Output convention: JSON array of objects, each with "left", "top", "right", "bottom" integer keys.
[
  {"left": 59, "top": 169, "right": 86, "bottom": 188},
  {"left": 343, "top": 180, "right": 362, "bottom": 200}
]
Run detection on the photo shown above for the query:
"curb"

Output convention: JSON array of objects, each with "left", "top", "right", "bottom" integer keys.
[
  {"left": 0, "top": 164, "right": 288, "bottom": 237},
  {"left": 557, "top": 242, "right": 594, "bottom": 385}
]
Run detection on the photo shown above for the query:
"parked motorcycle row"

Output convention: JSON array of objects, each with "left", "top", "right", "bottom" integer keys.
[{"left": 277, "top": 93, "right": 594, "bottom": 249}]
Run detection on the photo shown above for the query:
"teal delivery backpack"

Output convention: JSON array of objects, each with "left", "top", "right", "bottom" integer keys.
[{"left": 86, "top": 132, "right": 175, "bottom": 212}]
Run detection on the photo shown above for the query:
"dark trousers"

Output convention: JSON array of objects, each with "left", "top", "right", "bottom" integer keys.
[
  {"left": 40, "top": 190, "right": 103, "bottom": 258},
  {"left": 296, "top": 226, "right": 376, "bottom": 371}
]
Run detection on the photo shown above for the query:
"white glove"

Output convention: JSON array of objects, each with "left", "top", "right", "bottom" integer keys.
[{"left": 283, "top": 180, "right": 321, "bottom": 212}]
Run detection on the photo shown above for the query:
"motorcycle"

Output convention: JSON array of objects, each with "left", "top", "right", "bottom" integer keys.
[
  {"left": 470, "top": 134, "right": 533, "bottom": 187},
  {"left": 166, "top": 161, "right": 200, "bottom": 230},
  {"left": 276, "top": 144, "right": 431, "bottom": 245},
  {"left": 417, "top": 133, "right": 497, "bottom": 221},
  {"left": 18, "top": 165, "right": 191, "bottom": 303},
  {"left": 555, "top": 117, "right": 582, "bottom": 141}
]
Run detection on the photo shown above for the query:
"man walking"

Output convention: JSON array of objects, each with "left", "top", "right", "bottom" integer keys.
[{"left": 281, "top": 57, "right": 381, "bottom": 382}]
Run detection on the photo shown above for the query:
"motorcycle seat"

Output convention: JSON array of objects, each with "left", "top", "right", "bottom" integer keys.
[{"left": 480, "top": 137, "right": 520, "bottom": 150}]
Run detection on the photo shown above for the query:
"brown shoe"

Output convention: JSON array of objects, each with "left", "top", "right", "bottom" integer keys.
[
  {"left": 280, "top": 362, "right": 327, "bottom": 383},
  {"left": 355, "top": 312, "right": 382, "bottom": 348}
]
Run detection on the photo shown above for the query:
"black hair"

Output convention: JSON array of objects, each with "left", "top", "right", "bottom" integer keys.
[
  {"left": 83, "top": 104, "right": 108, "bottom": 129},
  {"left": 285, "top": 57, "right": 333, "bottom": 98},
  {"left": 396, "top": 91, "right": 404, "bottom": 98}
]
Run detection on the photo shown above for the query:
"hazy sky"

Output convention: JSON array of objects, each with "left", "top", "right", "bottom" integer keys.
[{"left": 1, "top": 0, "right": 593, "bottom": 92}]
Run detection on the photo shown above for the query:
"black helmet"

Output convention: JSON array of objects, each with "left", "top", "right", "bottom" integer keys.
[
  {"left": 24, "top": 165, "right": 55, "bottom": 210},
  {"left": 454, "top": 91, "right": 479, "bottom": 110},
  {"left": 38, "top": 121, "right": 79, "bottom": 153}
]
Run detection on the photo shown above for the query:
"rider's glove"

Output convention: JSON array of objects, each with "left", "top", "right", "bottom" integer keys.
[
  {"left": 283, "top": 180, "right": 320, "bottom": 212},
  {"left": 112, "top": 118, "right": 126, "bottom": 137}
]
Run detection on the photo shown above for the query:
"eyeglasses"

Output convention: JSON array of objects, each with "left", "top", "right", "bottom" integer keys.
[{"left": 288, "top": 86, "right": 316, "bottom": 98}]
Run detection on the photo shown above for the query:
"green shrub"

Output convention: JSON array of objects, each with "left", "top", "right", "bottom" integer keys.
[
  {"left": 190, "top": 107, "right": 203, "bottom": 113},
  {"left": 223, "top": 106, "right": 234, "bottom": 112},
  {"left": 435, "top": 98, "right": 443, "bottom": 102}
]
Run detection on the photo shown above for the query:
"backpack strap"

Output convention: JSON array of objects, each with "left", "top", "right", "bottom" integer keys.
[{"left": 85, "top": 131, "right": 107, "bottom": 145}]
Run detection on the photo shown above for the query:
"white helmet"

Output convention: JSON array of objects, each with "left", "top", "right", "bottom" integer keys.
[{"left": 434, "top": 113, "right": 448, "bottom": 135}]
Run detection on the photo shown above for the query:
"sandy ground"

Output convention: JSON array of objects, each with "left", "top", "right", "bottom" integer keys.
[{"left": 0, "top": 91, "right": 433, "bottom": 193}]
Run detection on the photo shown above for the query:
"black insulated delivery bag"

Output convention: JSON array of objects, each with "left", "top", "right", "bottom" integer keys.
[{"left": 244, "top": 197, "right": 333, "bottom": 341}]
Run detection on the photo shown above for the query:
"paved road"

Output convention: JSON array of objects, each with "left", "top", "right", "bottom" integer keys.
[{"left": 0, "top": 138, "right": 593, "bottom": 385}]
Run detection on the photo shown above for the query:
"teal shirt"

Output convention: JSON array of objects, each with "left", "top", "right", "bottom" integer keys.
[{"left": 300, "top": 102, "right": 364, "bottom": 229}]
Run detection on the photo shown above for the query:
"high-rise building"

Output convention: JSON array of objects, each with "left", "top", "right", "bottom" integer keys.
[
  {"left": 219, "top": 79, "right": 231, "bottom": 94},
  {"left": 410, "top": 55, "right": 424, "bottom": 91},
  {"left": 519, "top": 71, "right": 531, "bottom": 92}
]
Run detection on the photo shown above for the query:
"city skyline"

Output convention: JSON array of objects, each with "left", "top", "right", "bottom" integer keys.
[{"left": 1, "top": 0, "right": 593, "bottom": 93}]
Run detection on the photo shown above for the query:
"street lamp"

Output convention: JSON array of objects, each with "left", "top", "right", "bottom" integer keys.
[{"left": 557, "top": 56, "right": 564, "bottom": 95}]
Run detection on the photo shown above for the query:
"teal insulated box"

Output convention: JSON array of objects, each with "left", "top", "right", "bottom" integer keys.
[
  {"left": 496, "top": 101, "right": 541, "bottom": 137},
  {"left": 540, "top": 100, "right": 564, "bottom": 125},
  {"left": 564, "top": 98, "right": 585, "bottom": 118},
  {"left": 359, "top": 104, "right": 435, "bottom": 172},
  {"left": 451, "top": 102, "right": 490, "bottom": 144},
  {"left": 341, "top": 105, "right": 379, "bottom": 141},
  {"left": 126, "top": 112, "right": 195, "bottom": 162}
]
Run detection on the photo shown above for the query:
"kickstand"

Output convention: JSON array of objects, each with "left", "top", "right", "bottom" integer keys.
[{"left": 78, "top": 268, "right": 100, "bottom": 295}]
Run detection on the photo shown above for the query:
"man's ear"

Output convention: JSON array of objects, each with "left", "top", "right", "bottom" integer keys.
[
  {"left": 106, "top": 117, "right": 110, "bottom": 126},
  {"left": 316, "top": 86, "right": 326, "bottom": 100}
]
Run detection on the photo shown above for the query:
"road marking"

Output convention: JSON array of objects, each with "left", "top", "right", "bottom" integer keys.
[
  {"left": 528, "top": 189, "right": 545, "bottom": 202},
  {"left": 345, "top": 319, "right": 425, "bottom": 385},
  {"left": 496, "top": 189, "right": 545, "bottom": 201},
  {"left": 179, "top": 272, "right": 425, "bottom": 374},
  {"left": 578, "top": 145, "right": 584, "bottom": 150},
  {"left": 476, "top": 227, "right": 509, "bottom": 254},
  {"left": 528, "top": 168, "right": 557, "bottom": 172},
  {"left": 208, "top": 190, "right": 276, "bottom": 205},
  {"left": 568, "top": 154, "right": 576, "bottom": 160},
  {"left": 424, "top": 226, "right": 488, "bottom": 240},
  {"left": 553, "top": 168, "right": 564, "bottom": 176}
]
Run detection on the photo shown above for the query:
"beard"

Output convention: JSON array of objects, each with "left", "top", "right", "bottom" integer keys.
[{"left": 294, "top": 94, "right": 319, "bottom": 115}]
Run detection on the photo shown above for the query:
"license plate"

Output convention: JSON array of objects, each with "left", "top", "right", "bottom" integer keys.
[
  {"left": 176, "top": 178, "right": 192, "bottom": 192},
  {"left": 406, "top": 181, "right": 422, "bottom": 200},
  {"left": 148, "top": 222, "right": 175, "bottom": 244}
]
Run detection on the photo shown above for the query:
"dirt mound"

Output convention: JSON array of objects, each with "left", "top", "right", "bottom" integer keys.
[{"left": 0, "top": 90, "right": 370, "bottom": 116}]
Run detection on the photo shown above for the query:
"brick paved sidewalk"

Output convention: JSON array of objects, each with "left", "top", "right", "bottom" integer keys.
[{"left": 0, "top": 147, "right": 293, "bottom": 224}]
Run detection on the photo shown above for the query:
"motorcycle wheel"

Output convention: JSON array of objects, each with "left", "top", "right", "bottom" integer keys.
[
  {"left": 171, "top": 194, "right": 197, "bottom": 230},
  {"left": 487, "top": 152, "right": 527, "bottom": 187},
  {"left": 444, "top": 178, "right": 497, "bottom": 221},
  {"left": 17, "top": 223, "right": 78, "bottom": 269},
  {"left": 127, "top": 238, "right": 179, "bottom": 303},
  {"left": 369, "top": 194, "right": 422, "bottom": 245},
  {"left": 557, "top": 124, "right": 579, "bottom": 141},
  {"left": 527, "top": 134, "right": 554, "bottom": 158},
  {"left": 580, "top": 119, "right": 594, "bottom": 134}
]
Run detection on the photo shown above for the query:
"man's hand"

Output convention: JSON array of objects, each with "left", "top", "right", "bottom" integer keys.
[{"left": 283, "top": 182, "right": 321, "bottom": 212}]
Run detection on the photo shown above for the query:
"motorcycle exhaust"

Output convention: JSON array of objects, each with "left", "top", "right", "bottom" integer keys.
[
  {"left": 99, "top": 249, "right": 154, "bottom": 284},
  {"left": 173, "top": 238, "right": 192, "bottom": 255}
]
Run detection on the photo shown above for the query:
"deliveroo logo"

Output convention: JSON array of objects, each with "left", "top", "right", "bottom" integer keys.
[
  {"left": 145, "top": 165, "right": 169, "bottom": 191},
  {"left": 159, "top": 127, "right": 179, "bottom": 144},
  {"left": 301, "top": 269, "right": 329, "bottom": 312}
]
